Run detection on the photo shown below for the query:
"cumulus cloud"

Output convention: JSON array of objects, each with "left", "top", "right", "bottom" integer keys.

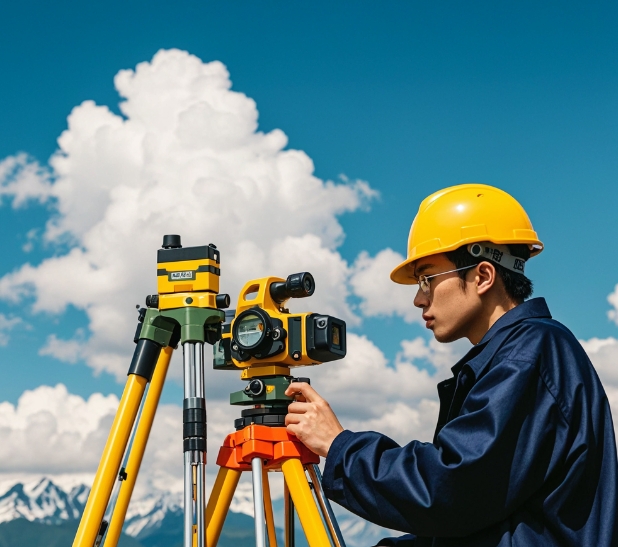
[
  {"left": 39, "top": 331, "right": 86, "bottom": 363},
  {"left": 580, "top": 337, "right": 618, "bottom": 421},
  {"left": 0, "top": 382, "right": 240, "bottom": 496},
  {"left": 0, "top": 154, "right": 52, "bottom": 208},
  {"left": 0, "top": 328, "right": 469, "bottom": 491},
  {"left": 0, "top": 48, "right": 463, "bottom": 496},
  {"left": 0, "top": 314, "right": 23, "bottom": 346},
  {"left": 608, "top": 284, "right": 618, "bottom": 326},
  {"left": 0, "top": 385, "right": 118, "bottom": 473},
  {"left": 0, "top": 49, "right": 376, "bottom": 381},
  {"left": 350, "top": 249, "right": 421, "bottom": 323}
]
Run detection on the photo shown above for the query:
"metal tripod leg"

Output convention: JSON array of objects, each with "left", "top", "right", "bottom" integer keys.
[
  {"left": 284, "top": 482, "right": 295, "bottom": 547},
  {"left": 307, "top": 465, "right": 346, "bottom": 547},
  {"left": 262, "top": 468, "right": 278, "bottom": 547},
  {"left": 183, "top": 341, "right": 207, "bottom": 547},
  {"left": 252, "top": 458, "right": 267, "bottom": 547}
]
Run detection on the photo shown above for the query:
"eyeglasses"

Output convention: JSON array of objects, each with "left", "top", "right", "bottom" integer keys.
[{"left": 417, "top": 265, "right": 476, "bottom": 296}]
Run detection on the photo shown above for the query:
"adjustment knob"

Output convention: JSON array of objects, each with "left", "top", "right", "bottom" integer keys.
[
  {"left": 291, "top": 377, "right": 311, "bottom": 385},
  {"left": 162, "top": 234, "right": 182, "bottom": 249},
  {"left": 216, "top": 294, "right": 231, "bottom": 309},
  {"left": 244, "top": 379, "right": 265, "bottom": 397}
]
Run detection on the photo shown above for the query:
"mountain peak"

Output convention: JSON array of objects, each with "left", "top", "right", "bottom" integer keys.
[{"left": 0, "top": 474, "right": 393, "bottom": 547}]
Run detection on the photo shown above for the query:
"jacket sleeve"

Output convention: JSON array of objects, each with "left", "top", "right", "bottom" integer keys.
[{"left": 322, "top": 358, "right": 566, "bottom": 537}]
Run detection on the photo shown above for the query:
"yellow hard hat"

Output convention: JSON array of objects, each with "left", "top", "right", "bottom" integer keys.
[{"left": 390, "top": 183, "right": 543, "bottom": 285}]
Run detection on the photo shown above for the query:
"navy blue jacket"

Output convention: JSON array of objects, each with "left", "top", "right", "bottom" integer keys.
[{"left": 323, "top": 298, "right": 618, "bottom": 546}]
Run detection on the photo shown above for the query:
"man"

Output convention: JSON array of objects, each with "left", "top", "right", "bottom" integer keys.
[{"left": 285, "top": 184, "right": 618, "bottom": 546}]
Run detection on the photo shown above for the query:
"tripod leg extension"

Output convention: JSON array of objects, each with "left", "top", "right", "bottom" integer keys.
[
  {"left": 206, "top": 467, "right": 242, "bottom": 547},
  {"left": 73, "top": 374, "right": 149, "bottom": 547},
  {"left": 284, "top": 482, "right": 294, "bottom": 547},
  {"left": 307, "top": 465, "right": 346, "bottom": 547},
  {"left": 252, "top": 458, "right": 267, "bottom": 547},
  {"left": 102, "top": 346, "right": 174, "bottom": 547},
  {"left": 281, "top": 459, "right": 331, "bottom": 547},
  {"left": 262, "top": 468, "right": 278, "bottom": 547}
]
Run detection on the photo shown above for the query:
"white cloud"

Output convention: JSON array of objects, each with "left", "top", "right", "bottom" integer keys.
[
  {"left": 39, "top": 331, "right": 86, "bottom": 364},
  {"left": 0, "top": 154, "right": 52, "bottom": 208},
  {"left": 0, "top": 385, "right": 118, "bottom": 473},
  {"left": 1, "top": 49, "right": 448, "bottom": 484},
  {"left": 0, "top": 383, "right": 239, "bottom": 496},
  {"left": 0, "top": 49, "right": 376, "bottom": 380},
  {"left": 0, "top": 314, "right": 23, "bottom": 346},
  {"left": 608, "top": 284, "right": 618, "bottom": 326},
  {"left": 350, "top": 249, "right": 421, "bottom": 323},
  {"left": 0, "top": 329, "right": 468, "bottom": 491},
  {"left": 580, "top": 336, "right": 618, "bottom": 422}
]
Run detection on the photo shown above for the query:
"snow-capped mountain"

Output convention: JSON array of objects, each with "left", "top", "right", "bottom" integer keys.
[
  {"left": 0, "top": 476, "right": 89, "bottom": 524},
  {"left": 0, "top": 475, "right": 395, "bottom": 547}
]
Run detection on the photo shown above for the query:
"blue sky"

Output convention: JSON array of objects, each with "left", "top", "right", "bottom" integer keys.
[{"left": 1, "top": 1, "right": 617, "bottom": 428}]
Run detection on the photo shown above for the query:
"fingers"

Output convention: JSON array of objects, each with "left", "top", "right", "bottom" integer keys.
[
  {"left": 285, "top": 382, "right": 321, "bottom": 402},
  {"left": 284, "top": 412, "right": 301, "bottom": 426},
  {"left": 287, "top": 401, "right": 308, "bottom": 414}
]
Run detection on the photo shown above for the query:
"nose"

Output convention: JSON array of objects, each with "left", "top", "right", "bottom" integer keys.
[{"left": 413, "top": 286, "right": 429, "bottom": 308}]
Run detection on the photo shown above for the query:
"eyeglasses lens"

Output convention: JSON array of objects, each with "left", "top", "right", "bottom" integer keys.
[{"left": 419, "top": 277, "right": 430, "bottom": 295}]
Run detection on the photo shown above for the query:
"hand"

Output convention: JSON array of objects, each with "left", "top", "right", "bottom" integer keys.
[{"left": 284, "top": 382, "right": 344, "bottom": 457}]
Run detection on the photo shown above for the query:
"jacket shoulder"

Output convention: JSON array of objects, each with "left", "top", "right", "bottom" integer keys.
[
  {"left": 502, "top": 316, "right": 605, "bottom": 420},
  {"left": 501, "top": 316, "right": 583, "bottom": 362}
]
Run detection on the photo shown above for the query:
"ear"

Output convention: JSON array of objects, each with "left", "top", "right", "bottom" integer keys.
[{"left": 475, "top": 261, "right": 496, "bottom": 295}]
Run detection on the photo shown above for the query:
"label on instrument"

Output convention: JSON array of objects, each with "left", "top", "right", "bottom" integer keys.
[{"left": 169, "top": 271, "right": 195, "bottom": 281}]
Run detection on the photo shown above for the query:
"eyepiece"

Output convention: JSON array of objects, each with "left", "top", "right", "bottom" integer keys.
[
  {"left": 269, "top": 272, "right": 315, "bottom": 304},
  {"left": 162, "top": 234, "right": 182, "bottom": 249}
]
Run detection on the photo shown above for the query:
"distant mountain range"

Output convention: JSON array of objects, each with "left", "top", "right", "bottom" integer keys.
[{"left": 0, "top": 476, "right": 394, "bottom": 547}]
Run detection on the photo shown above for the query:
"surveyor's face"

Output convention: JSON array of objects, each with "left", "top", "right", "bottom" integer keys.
[{"left": 412, "top": 253, "right": 481, "bottom": 343}]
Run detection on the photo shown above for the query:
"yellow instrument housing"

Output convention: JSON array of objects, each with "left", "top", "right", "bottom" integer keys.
[
  {"left": 155, "top": 244, "right": 221, "bottom": 312},
  {"left": 230, "top": 276, "right": 318, "bottom": 370}
]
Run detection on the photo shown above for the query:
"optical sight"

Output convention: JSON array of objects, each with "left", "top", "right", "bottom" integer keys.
[
  {"left": 213, "top": 272, "right": 346, "bottom": 371},
  {"left": 270, "top": 272, "right": 315, "bottom": 303}
]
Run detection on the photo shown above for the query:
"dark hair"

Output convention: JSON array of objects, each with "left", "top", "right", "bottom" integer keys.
[{"left": 444, "top": 244, "right": 533, "bottom": 303}]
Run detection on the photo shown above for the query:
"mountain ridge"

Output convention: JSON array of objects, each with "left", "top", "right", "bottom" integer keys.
[{"left": 0, "top": 475, "right": 394, "bottom": 547}]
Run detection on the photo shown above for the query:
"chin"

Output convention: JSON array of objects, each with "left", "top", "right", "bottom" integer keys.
[{"left": 432, "top": 326, "right": 464, "bottom": 344}]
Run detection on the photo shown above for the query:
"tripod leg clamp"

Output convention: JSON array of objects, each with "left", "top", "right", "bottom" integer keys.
[
  {"left": 128, "top": 339, "right": 162, "bottom": 381},
  {"left": 183, "top": 397, "right": 207, "bottom": 452}
]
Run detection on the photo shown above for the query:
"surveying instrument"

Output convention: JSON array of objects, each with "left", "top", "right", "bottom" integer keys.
[{"left": 72, "top": 235, "right": 348, "bottom": 547}]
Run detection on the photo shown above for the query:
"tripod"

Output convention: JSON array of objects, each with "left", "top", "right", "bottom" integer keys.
[
  {"left": 72, "top": 235, "right": 228, "bottom": 547},
  {"left": 205, "top": 379, "right": 347, "bottom": 547},
  {"left": 72, "top": 235, "right": 347, "bottom": 547}
]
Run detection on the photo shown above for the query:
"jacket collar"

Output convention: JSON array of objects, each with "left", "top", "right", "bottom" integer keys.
[{"left": 450, "top": 297, "right": 552, "bottom": 377}]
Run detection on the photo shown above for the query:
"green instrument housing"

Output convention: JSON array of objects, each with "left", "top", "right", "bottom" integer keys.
[
  {"left": 138, "top": 307, "right": 225, "bottom": 346},
  {"left": 230, "top": 375, "right": 295, "bottom": 406}
]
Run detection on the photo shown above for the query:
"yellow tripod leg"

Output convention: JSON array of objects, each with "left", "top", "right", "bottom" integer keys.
[
  {"left": 206, "top": 467, "right": 242, "bottom": 547},
  {"left": 73, "top": 373, "right": 149, "bottom": 547},
  {"left": 262, "top": 468, "right": 278, "bottom": 547},
  {"left": 103, "top": 346, "right": 174, "bottom": 547},
  {"left": 281, "top": 459, "right": 330, "bottom": 547}
]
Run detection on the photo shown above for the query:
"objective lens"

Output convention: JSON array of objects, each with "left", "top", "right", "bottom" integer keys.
[{"left": 236, "top": 313, "right": 265, "bottom": 347}]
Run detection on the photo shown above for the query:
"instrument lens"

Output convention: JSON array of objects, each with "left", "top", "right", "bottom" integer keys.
[{"left": 237, "top": 314, "right": 264, "bottom": 347}]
